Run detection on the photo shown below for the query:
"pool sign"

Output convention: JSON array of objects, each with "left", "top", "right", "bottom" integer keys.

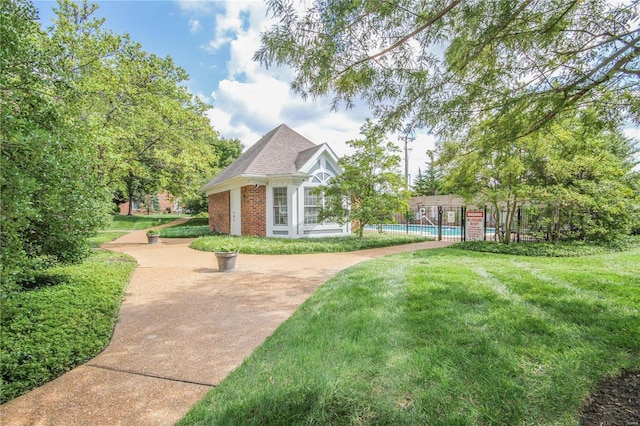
[
  {"left": 447, "top": 211, "right": 456, "bottom": 224},
  {"left": 465, "top": 210, "right": 485, "bottom": 241}
]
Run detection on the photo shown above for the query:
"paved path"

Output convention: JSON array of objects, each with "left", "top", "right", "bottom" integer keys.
[{"left": 1, "top": 223, "right": 452, "bottom": 425}]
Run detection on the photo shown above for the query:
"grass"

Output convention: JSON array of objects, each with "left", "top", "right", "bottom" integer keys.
[
  {"left": 179, "top": 246, "right": 640, "bottom": 425},
  {"left": 190, "top": 233, "right": 432, "bottom": 254},
  {"left": 158, "top": 218, "right": 219, "bottom": 238},
  {"left": 0, "top": 249, "right": 136, "bottom": 403},
  {"left": 87, "top": 232, "right": 128, "bottom": 247},
  {"left": 105, "top": 214, "right": 183, "bottom": 230}
]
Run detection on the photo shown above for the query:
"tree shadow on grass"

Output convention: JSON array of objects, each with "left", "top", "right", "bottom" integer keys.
[{"left": 19, "top": 274, "right": 69, "bottom": 291}]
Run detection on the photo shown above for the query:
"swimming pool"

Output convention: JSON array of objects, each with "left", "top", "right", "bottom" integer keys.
[{"left": 364, "top": 224, "right": 496, "bottom": 238}]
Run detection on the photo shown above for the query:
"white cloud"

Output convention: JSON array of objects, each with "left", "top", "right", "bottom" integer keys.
[
  {"left": 194, "top": 91, "right": 213, "bottom": 104},
  {"left": 188, "top": 18, "right": 202, "bottom": 33},
  {"left": 173, "top": 0, "right": 215, "bottom": 15},
  {"left": 204, "top": 1, "right": 257, "bottom": 52},
  {"left": 202, "top": 0, "right": 437, "bottom": 180}
]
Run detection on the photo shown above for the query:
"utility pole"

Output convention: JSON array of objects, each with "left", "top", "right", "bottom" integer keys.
[
  {"left": 400, "top": 128, "right": 415, "bottom": 190},
  {"left": 400, "top": 127, "right": 415, "bottom": 234}
]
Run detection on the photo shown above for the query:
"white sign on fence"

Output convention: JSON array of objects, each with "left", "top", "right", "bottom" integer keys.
[
  {"left": 447, "top": 211, "right": 456, "bottom": 224},
  {"left": 465, "top": 210, "right": 485, "bottom": 241}
]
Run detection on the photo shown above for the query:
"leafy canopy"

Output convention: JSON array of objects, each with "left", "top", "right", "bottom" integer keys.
[
  {"left": 412, "top": 150, "right": 443, "bottom": 196},
  {"left": 256, "top": 0, "right": 639, "bottom": 138},
  {"left": 318, "top": 119, "right": 409, "bottom": 238},
  {"left": 49, "top": 0, "right": 226, "bottom": 210},
  {"left": 1, "top": 0, "right": 110, "bottom": 289},
  {"left": 1, "top": 0, "right": 232, "bottom": 293},
  {"left": 441, "top": 112, "right": 639, "bottom": 243}
]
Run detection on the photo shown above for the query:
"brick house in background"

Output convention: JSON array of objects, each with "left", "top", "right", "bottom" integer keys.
[
  {"left": 202, "top": 124, "right": 350, "bottom": 238},
  {"left": 118, "top": 193, "right": 182, "bottom": 215}
]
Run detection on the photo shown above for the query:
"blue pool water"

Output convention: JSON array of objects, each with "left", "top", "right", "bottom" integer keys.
[{"left": 365, "top": 224, "right": 496, "bottom": 237}]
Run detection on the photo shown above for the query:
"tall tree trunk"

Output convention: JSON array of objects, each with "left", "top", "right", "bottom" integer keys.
[{"left": 125, "top": 175, "right": 135, "bottom": 216}]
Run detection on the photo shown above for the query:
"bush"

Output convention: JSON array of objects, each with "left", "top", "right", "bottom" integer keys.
[
  {"left": 452, "top": 237, "right": 640, "bottom": 257},
  {"left": 190, "top": 234, "right": 431, "bottom": 255},
  {"left": 183, "top": 193, "right": 208, "bottom": 214},
  {"left": 0, "top": 250, "right": 136, "bottom": 403}
]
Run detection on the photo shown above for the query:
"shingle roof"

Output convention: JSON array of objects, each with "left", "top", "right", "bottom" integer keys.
[
  {"left": 202, "top": 124, "right": 317, "bottom": 190},
  {"left": 295, "top": 145, "right": 324, "bottom": 170}
]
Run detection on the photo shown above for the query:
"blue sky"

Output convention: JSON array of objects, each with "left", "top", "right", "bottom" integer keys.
[
  {"left": 33, "top": 1, "right": 638, "bottom": 179},
  {"left": 35, "top": 1, "right": 235, "bottom": 102}
]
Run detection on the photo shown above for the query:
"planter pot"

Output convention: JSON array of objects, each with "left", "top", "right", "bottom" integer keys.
[
  {"left": 147, "top": 234, "right": 159, "bottom": 244},
  {"left": 215, "top": 251, "right": 238, "bottom": 272}
]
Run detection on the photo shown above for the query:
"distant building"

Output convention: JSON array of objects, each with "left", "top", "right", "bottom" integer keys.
[{"left": 118, "top": 193, "right": 182, "bottom": 215}]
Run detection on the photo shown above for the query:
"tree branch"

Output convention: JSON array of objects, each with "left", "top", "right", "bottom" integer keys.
[{"left": 337, "top": 0, "right": 462, "bottom": 77}]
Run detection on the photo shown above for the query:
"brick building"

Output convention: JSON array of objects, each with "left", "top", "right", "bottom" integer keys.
[
  {"left": 118, "top": 193, "right": 182, "bottom": 215},
  {"left": 202, "top": 124, "right": 350, "bottom": 238}
]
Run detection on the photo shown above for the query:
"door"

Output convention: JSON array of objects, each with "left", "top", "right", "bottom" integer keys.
[{"left": 230, "top": 188, "right": 241, "bottom": 236}]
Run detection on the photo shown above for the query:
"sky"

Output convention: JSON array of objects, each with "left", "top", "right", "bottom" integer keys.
[
  {"left": 32, "top": 0, "right": 435, "bottom": 183},
  {"left": 33, "top": 0, "right": 639, "bottom": 181}
]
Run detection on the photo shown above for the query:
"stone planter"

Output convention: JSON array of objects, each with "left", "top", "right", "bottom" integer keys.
[
  {"left": 215, "top": 251, "right": 238, "bottom": 272},
  {"left": 147, "top": 234, "right": 159, "bottom": 244}
]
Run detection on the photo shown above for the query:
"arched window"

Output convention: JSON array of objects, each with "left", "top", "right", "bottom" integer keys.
[
  {"left": 305, "top": 171, "right": 334, "bottom": 224},
  {"left": 311, "top": 171, "right": 332, "bottom": 184}
]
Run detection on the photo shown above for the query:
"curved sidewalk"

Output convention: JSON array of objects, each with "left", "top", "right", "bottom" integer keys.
[{"left": 1, "top": 225, "right": 452, "bottom": 425}]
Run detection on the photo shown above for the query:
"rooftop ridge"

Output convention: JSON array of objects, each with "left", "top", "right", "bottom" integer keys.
[{"left": 202, "top": 124, "right": 318, "bottom": 191}]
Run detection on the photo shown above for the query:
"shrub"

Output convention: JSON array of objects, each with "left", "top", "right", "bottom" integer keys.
[
  {"left": 0, "top": 250, "right": 136, "bottom": 403},
  {"left": 452, "top": 238, "right": 640, "bottom": 257}
]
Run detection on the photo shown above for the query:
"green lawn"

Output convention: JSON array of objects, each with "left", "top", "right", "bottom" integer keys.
[
  {"left": 190, "top": 233, "right": 432, "bottom": 254},
  {"left": 87, "top": 232, "right": 128, "bottom": 247},
  {"left": 105, "top": 214, "right": 183, "bottom": 230},
  {"left": 179, "top": 246, "right": 640, "bottom": 425},
  {"left": 0, "top": 249, "right": 136, "bottom": 403},
  {"left": 158, "top": 218, "right": 218, "bottom": 238}
]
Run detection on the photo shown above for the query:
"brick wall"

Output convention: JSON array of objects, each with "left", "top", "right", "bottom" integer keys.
[
  {"left": 241, "top": 185, "right": 266, "bottom": 237},
  {"left": 208, "top": 191, "right": 230, "bottom": 234},
  {"left": 118, "top": 192, "right": 180, "bottom": 215}
]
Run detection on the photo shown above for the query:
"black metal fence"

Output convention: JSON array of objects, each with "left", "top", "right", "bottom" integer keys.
[{"left": 365, "top": 205, "right": 549, "bottom": 242}]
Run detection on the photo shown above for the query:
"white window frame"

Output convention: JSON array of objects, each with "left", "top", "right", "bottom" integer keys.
[
  {"left": 304, "top": 187, "right": 320, "bottom": 225},
  {"left": 273, "top": 187, "right": 288, "bottom": 226},
  {"left": 302, "top": 167, "right": 336, "bottom": 226}
]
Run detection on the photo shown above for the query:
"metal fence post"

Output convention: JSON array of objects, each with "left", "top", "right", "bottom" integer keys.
[
  {"left": 461, "top": 206, "right": 466, "bottom": 242},
  {"left": 406, "top": 207, "right": 410, "bottom": 234},
  {"left": 483, "top": 205, "right": 487, "bottom": 241},
  {"left": 437, "top": 206, "right": 443, "bottom": 241},
  {"left": 517, "top": 207, "right": 521, "bottom": 243}
]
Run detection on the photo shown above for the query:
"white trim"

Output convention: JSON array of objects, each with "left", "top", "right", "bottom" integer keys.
[
  {"left": 204, "top": 175, "right": 268, "bottom": 195},
  {"left": 230, "top": 188, "right": 241, "bottom": 236},
  {"left": 296, "top": 180, "right": 350, "bottom": 238},
  {"left": 297, "top": 143, "right": 343, "bottom": 175}
]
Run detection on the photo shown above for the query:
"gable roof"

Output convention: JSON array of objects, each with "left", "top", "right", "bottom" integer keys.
[
  {"left": 203, "top": 124, "right": 318, "bottom": 190},
  {"left": 295, "top": 145, "right": 324, "bottom": 170}
]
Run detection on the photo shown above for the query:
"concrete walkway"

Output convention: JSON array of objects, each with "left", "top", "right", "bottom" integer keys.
[{"left": 1, "top": 223, "right": 452, "bottom": 425}]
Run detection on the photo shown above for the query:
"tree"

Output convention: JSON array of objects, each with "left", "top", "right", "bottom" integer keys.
[
  {"left": 318, "top": 119, "right": 409, "bottom": 238},
  {"left": 211, "top": 137, "right": 243, "bottom": 168},
  {"left": 527, "top": 119, "right": 639, "bottom": 243},
  {"left": 412, "top": 150, "right": 443, "bottom": 196},
  {"left": 1, "top": 0, "right": 110, "bottom": 290},
  {"left": 440, "top": 112, "right": 638, "bottom": 243},
  {"left": 182, "top": 135, "right": 244, "bottom": 214},
  {"left": 1, "top": 0, "right": 229, "bottom": 294},
  {"left": 49, "top": 0, "right": 221, "bottom": 213},
  {"left": 441, "top": 117, "right": 532, "bottom": 243},
  {"left": 256, "top": 0, "right": 639, "bottom": 140}
]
